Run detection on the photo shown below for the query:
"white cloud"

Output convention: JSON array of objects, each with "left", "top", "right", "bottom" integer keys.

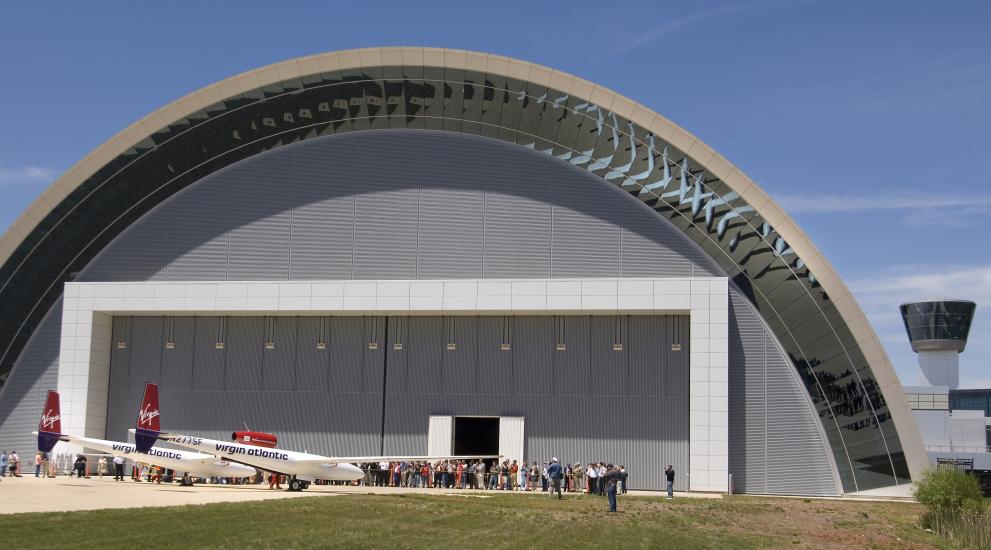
[
  {"left": 848, "top": 265, "right": 991, "bottom": 388},
  {"left": 0, "top": 164, "right": 61, "bottom": 187},
  {"left": 851, "top": 266, "right": 991, "bottom": 301},
  {"left": 600, "top": 0, "right": 814, "bottom": 60},
  {"left": 774, "top": 193, "right": 991, "bottom": 214},
  {"left": 602, "top": 6, "right": 745, "bottom": 59}
]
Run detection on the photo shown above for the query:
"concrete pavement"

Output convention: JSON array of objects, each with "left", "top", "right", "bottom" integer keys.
[{"left": 0, "top": 475, "right": 718, "bottom": 515}]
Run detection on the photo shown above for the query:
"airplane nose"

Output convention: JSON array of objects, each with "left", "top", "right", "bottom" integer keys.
[{"left": 345, "top": 463, "right": 363, "bottom": 480}]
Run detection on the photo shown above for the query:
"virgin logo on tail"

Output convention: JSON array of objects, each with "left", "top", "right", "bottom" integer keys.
[
  {"left": 39, "top": 390, "right": 62, "bottom": 434},
  {"left": 41, "top": 409, "right": 61, "bottom": 430},
  {"left": 137, "top": 383, "right": 161, "bottom": 431},
  {"left": 138, "top": 405, "right": 159, "bottom": 426}
]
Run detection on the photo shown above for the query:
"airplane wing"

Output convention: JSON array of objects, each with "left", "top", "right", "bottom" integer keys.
[{"left": 305, "top": 455, "right": 501, "bottom": 464}]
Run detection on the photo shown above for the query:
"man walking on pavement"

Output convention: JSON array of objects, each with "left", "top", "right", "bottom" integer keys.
[{"left": 547, "top": 457, "right": 563, "bottom": 499}]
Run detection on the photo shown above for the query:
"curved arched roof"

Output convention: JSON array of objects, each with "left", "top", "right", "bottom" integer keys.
[{"left": 0, "top": 47, "right": 925, "bottom": 491}]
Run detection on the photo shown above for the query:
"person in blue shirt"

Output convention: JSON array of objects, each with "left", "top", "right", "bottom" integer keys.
[{"left": 547, "top": 457, "right": 563, "bottom": 499}]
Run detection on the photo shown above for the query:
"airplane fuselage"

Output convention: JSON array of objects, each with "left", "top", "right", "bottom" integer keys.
[
  {"left": 65, "top": 434, "right": 257, "bottom": 479},
  {"left": 162, "top": 433, "right": 363, "bottom": 482}
]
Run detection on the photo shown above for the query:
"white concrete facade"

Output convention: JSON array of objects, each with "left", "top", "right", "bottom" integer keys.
[
  {"left": 917, "top": 349, "right": 960, "bottom": 389},
  {"left": 57, "top": 276, "right": 729, "bottom": 492}
]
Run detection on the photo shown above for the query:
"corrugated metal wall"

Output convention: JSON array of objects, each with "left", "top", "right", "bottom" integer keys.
[
  {"left": 105, "top": 314, "right": 689, "bottom": 490},
  {"left": 0, "top": 129, "right": 839, "bottom": 494},
  {"left": 382, "top": 314, "right": 690, "bottom": 490},
  {"left": 728, "top": 292, "right": 840, "bottom": 495},
  {"left": 106, "top": 315, "right": 387, "bottom": 457},
  {"left": 0, "top": 299, "right": 62, "bottom": 455},
  {"left": 77, "top": 131, "right": 717, "bottom": 283}
]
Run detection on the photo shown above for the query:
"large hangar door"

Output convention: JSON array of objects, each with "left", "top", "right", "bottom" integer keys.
[
  {"left": 108, "top": 313, "right": 689, "bottom": 490},
  {"left": 431, "top": 415, "right": 523, "bottom": 464},
  {"left": 499, "top": 416, "right": 525, "bottom": 466},
  {"left": 427, "top": 415, "right": 453, "bottom": 456}
]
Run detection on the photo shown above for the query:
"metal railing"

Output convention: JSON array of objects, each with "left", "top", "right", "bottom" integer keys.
[{"left": 926, "top": 445, "right": 991, "bottom": 453}]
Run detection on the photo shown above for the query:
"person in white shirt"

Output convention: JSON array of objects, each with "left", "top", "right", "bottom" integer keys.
[
  {"left": 378, "top": 461, "right": 389, "bottom": 487},
  {"left": 113, "top": 455, "right": 125, "bottom": 481},
  {"left": 8, "top": 451, "right": 20, "bottom": 477},
  {"left": 586, "top": 463, "right": 598, "bottom": 495}
]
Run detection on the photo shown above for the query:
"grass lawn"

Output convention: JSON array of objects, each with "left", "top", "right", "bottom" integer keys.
[{"left": 0, "top": 492, "right": 953, "bottom": 549}]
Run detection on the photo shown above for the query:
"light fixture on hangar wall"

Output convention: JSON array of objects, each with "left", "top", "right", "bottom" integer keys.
[
  {"left": 612, "top": 316, "right": 623, "bottom": 352},
  {"left": 367, "top": 316, "right": 379, "bottom": 350},
  {"left": 215, "top": 317, "right": 226, "bottom": 350},
  {"left": 264, "top": 316, "right": 276, "bottom": 350},
  {"left": 316, "top": 317, "right": 327, "bottom": 350},
  {"left": 114, "top": 317, "right": 129, "bottom": 350},
  {"left": 393, "top": 316, "right": 404, "bottom": 351},
  {"left": 446, "top": 316, "right": 457, "bottom": 351},
  {"left": 555, "top": 316, "right": 566, "bottom": 351},
  {"left": 164, "top": 316, "right": 176, "bottom": 350},
  {"left": 500, "top": 316, "right": 511, "bottom": 351}
]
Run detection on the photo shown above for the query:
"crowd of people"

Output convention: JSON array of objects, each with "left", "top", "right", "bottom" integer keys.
[
  {"left": 0, "top": 449, "right": 21, "bottom": 477},
  {"left": 352, "top": 459, "right": 631, "bottom": 495},
  {"left": 3, "top": 448, "right": 677, "bottom": 510}
]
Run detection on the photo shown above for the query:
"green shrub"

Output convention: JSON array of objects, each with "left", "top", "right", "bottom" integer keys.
[
  {"left": 914, "top": 467, "right": 983, "bottom": 512},
  {"left": 915, "top": 467, "right": 990, "bottom": 549}
]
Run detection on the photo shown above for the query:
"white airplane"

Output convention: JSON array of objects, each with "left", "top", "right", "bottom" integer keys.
[
  {"left": 132, "top": 383, "right": 498, "bottom": 491},
  {"left": 35, "top": 390, "right": 257, "bottom": 482}
]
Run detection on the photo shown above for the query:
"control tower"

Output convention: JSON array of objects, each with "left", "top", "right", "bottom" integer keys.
[{"left": 899, "top": 299, "right": 976, "bottom": 389}]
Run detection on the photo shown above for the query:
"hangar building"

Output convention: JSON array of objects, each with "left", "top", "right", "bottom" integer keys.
[{"left": 0, "top": 48, "right": 927, "bottom": 495}]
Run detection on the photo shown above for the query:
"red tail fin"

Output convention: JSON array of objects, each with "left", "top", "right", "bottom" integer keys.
[
  {"left": 39, "top": 390, "right": 61, "bottom": 434},
  {"left": 137, "top": 383, "right": 160, "bottom": 432}
]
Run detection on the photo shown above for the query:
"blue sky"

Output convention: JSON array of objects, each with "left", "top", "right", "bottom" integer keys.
[{"left": 1, "top": 1, "right": 988, "bottom": 386}]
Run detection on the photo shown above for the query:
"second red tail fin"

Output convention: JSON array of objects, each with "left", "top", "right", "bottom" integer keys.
[
  {"left": 137, "top": 383, "right": 160, "bottom": 432},
  {"left": 134, "top": 383, "right": 161, "bottom": 453}
]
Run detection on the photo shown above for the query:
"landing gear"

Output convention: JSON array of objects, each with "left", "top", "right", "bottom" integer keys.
[
  {"left": 288, "top": 478, "right": 310, "bottom": 492},
  {"left": 180, "top": 474, "right": 194, "bottom": 487}
]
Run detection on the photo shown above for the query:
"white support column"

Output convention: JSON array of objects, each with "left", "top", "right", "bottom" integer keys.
[
  {"left": 918, "top": 350, "right": 959, "bottom": 389},
  {"left": 57, "top": 282, "right": 114, "bottom": 453},
  {"left": 688, "top": 278, "right": 729, "bottom": 492}
]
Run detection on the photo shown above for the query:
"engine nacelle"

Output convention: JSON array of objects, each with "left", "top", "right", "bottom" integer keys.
[{"left": 232, "top": 430, "right": 277, "bottom": 448}]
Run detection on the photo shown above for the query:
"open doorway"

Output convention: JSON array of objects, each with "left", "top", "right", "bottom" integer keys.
[{"left": 454, "top": 416, "right": 499, "bottom": 470}]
